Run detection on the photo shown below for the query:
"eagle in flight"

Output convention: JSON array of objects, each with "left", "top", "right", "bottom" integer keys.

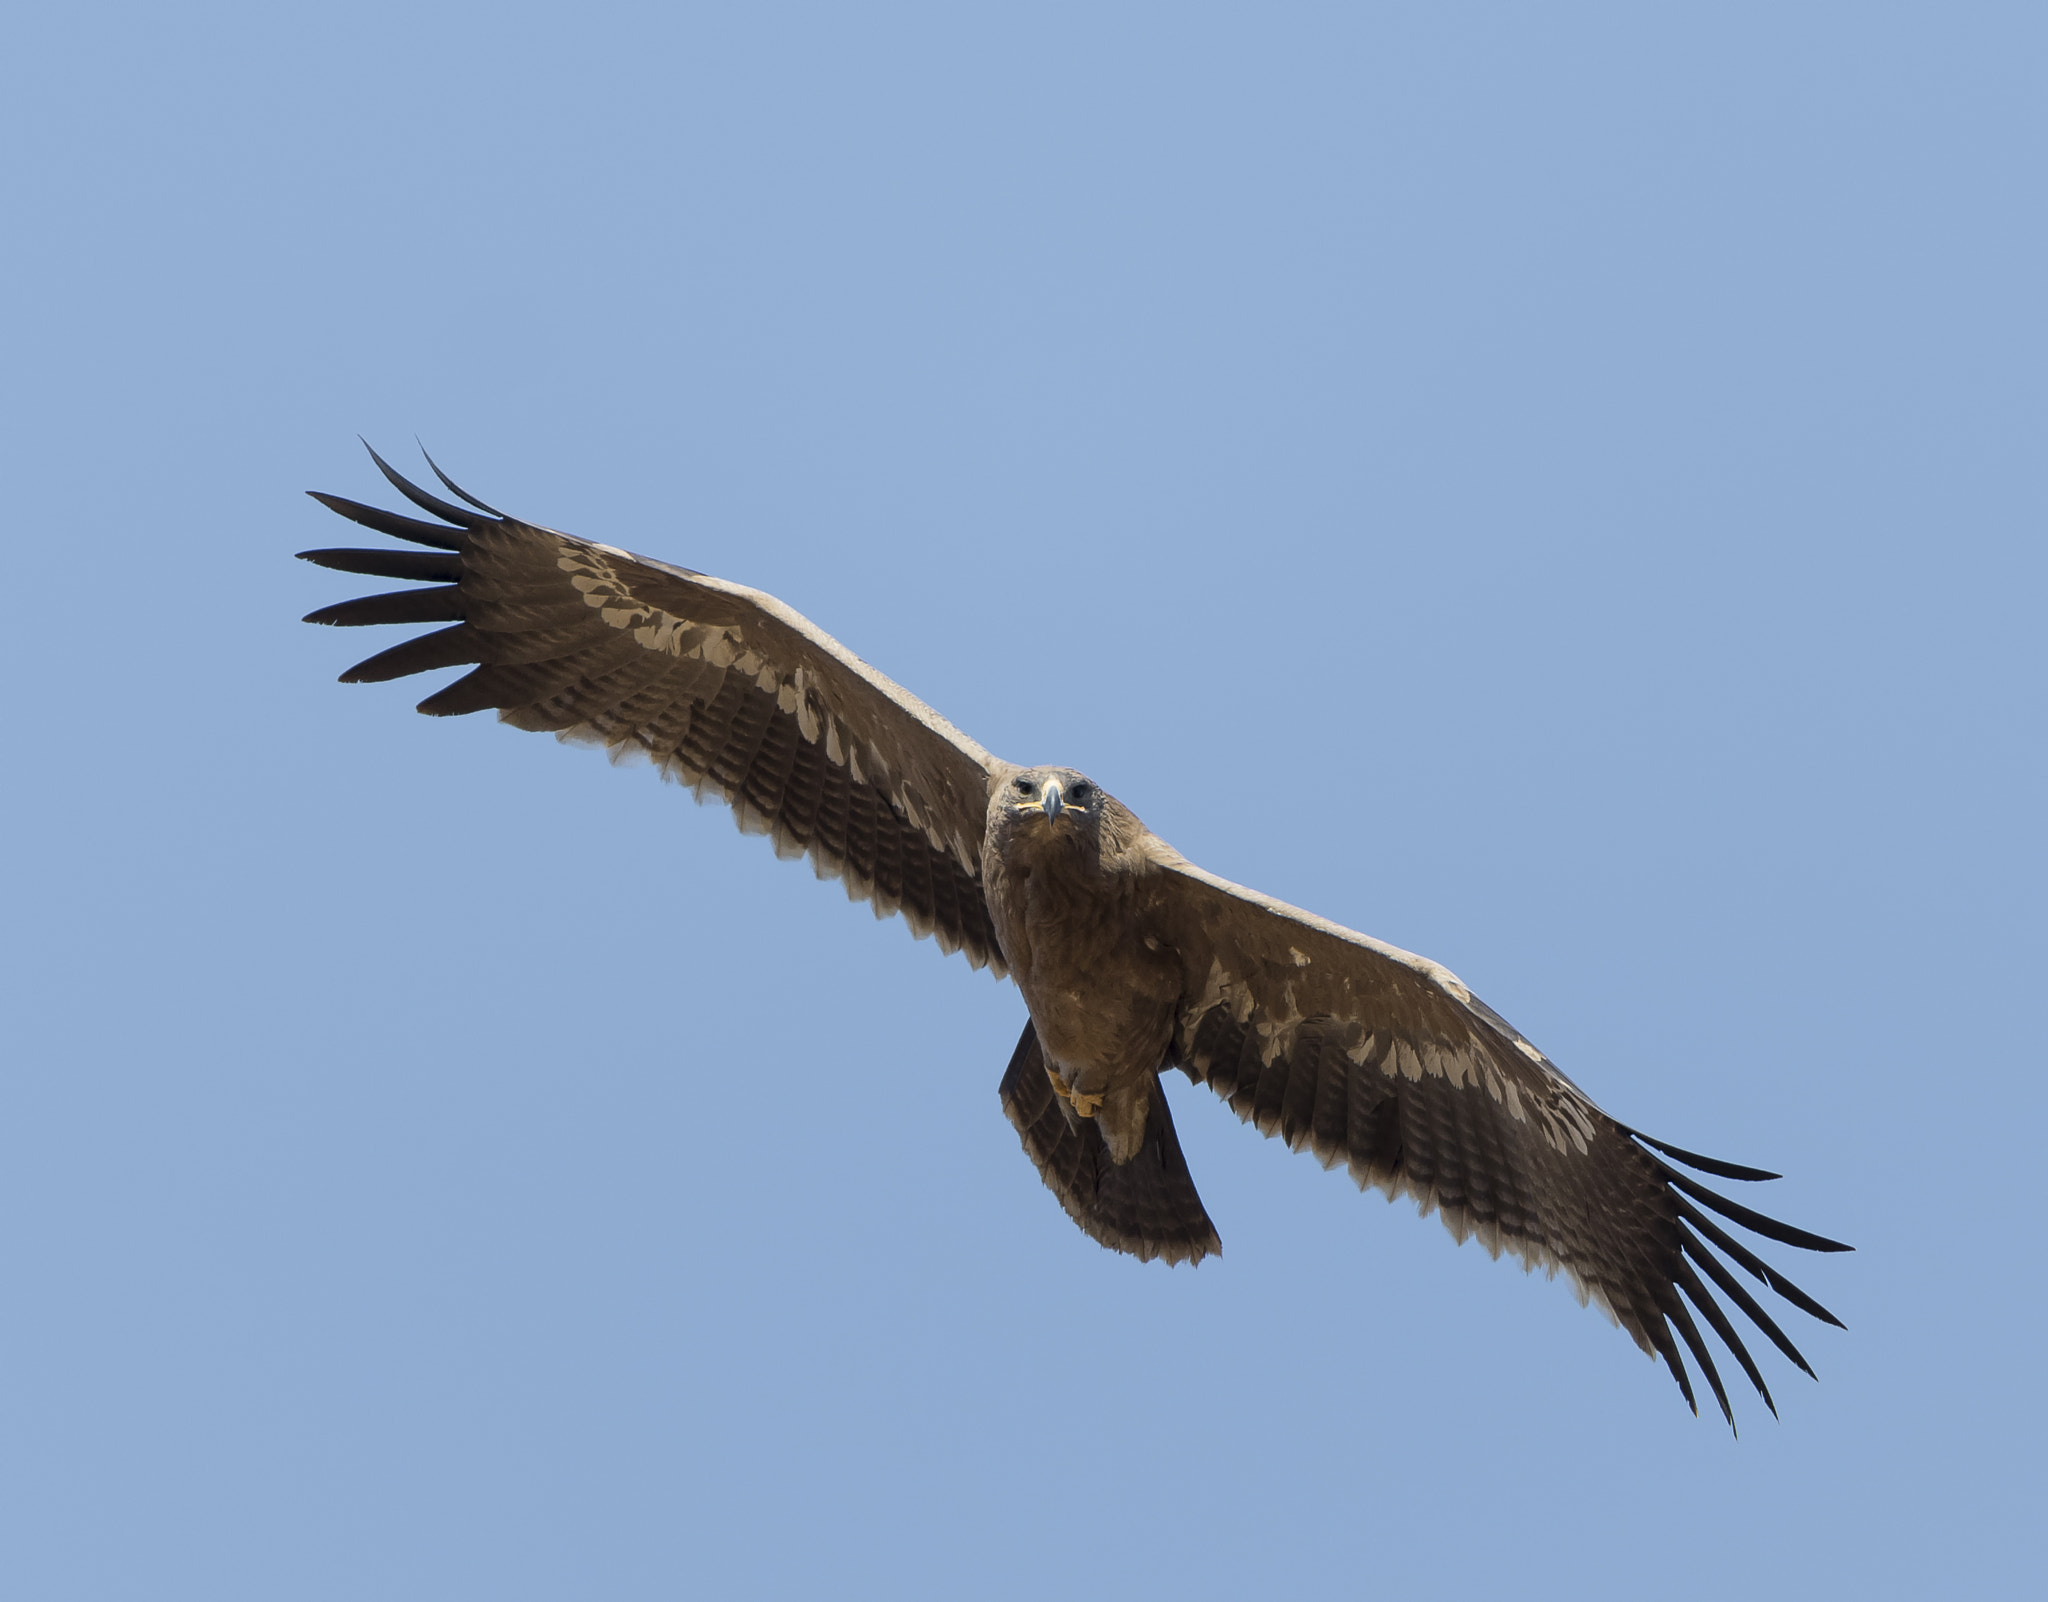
[{"left": 301, "top": 446, "right": 1849, "bottom": 1426}]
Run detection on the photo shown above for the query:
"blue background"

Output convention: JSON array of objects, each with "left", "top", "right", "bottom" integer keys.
[{"left": 3, "top": 5, "right": 2041, "bottom": 1596}]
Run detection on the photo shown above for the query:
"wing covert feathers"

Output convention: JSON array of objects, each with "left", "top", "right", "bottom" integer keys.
[
  {"left": 1146, "top": 860, "right": 1849, "bottom": 1426},
  {"left": 301, "top": 450, "right": 1006, "bottom": 972},
  {"left": 1000, "top": 1022, "right": 1220, "bottom": 1265}
]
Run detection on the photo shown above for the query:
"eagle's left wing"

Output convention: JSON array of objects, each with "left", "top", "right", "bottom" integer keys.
[{"left": 1138, "top": 854, "right": 1849, "bottom": 1424}]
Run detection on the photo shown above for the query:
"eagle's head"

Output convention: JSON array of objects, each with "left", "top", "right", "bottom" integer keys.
[
  {"left": 1003, "top": 767, "right": 1100, "bottom": 828},
  {"left": 988, "top": 765, "right": 1149, "bottom": 871}
]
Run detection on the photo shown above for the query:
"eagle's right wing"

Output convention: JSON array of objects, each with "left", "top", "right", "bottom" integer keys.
[{"left": 300, "top": 448, "right": 1012, "bottom": 972}]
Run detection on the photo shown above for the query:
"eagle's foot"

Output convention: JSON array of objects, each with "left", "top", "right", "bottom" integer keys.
[{"left": 1045, "top": 1066, "right": 1105, "bottom": 1118}]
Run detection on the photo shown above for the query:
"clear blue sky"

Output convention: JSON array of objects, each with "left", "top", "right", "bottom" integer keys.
[{"left": 3, "top": 4, "right": 2041, "bottom": 1597}]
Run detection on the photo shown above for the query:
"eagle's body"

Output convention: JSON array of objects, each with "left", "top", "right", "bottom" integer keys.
[
  {"left": 984, "top": 770, "right": 1181, "bottom": 1163},
  {"left": 300, "top": 448, "right": 1850, "bottom": 1426}
]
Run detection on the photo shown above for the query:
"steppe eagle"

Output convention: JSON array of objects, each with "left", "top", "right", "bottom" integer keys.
[{"left": 300, "top": 447, "right": 1849, "bottom": 1426}]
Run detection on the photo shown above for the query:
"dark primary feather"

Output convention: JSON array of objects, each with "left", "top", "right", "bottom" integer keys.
[
  {"left": 1623, "top": 1128, "right": 1781, "bottom": 1183},
  {"left": 1675, "top": 1198, "right": 1844, "bottom": 1330},
  {"left": 364, "top": 439, "right": 488, "bottom": 529},
  {"left": 1656, "top": 1161, "right": 1852, "bottom": 1254},
  {"left": 419, "top": 445, "right": 508, "bottom": 516},
  {"left": 297, "top": 547, "right": 464, "bottom": 583},
  {"left": 303, "top": 587, "right": 465, "bottom": 628},
  {"left": 1680, "top": 1225, "right": 1817, "bottom": 1377},
  {"left": 1673, "top": 1252, "right": 1777, "bottom": 1417},
  {"left": 336, "top": 623, "right": 482, "bottom": 684},
  {"left": 307, "top": 491, "right": 466, "bottom": 551}
]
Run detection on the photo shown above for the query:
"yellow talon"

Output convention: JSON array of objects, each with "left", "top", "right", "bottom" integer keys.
[{"left": 1046, "top": 1067, "right": 1104, "bottom": 1118}]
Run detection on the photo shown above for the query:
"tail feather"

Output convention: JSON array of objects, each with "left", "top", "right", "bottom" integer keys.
[{"left": 998, "top": 1022, "right": 1219, "bottom": 1266}]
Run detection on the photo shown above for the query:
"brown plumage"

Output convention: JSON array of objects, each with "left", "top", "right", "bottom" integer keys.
[{"left": 300, "top": 447, "right": 1850, "bottom": 1426}]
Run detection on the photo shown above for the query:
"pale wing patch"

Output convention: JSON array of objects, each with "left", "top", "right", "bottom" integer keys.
[
  {"left": 1253, "top": 983, "right": 1307, "bottom": 1068},
  {"left": 1158, "top": 856, "right": 1607, "bottom": 1161},
  {"left": 557, "top": 545, "right": 982, "bottom": 878},
  {"left": 512, "top": 540, "right": 1004, "bottom": 971},
  {"left": 1181, "top": 956, "right": 1257, "bottom": 1042},
  {"left": 1420, "top": 961, "right": 1472, "bottom": 1004}
]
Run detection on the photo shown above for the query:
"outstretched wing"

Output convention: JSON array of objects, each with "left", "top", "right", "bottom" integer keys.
[
  {"left": 998, "top": 1021, "right": 1220, "bottom": 1266},
  {"left": 1140, "top": 855, "right": 1850, "bottom": 1425},
  {"left": 301, "top": 449, "right": 1009, "bottom": 971}
]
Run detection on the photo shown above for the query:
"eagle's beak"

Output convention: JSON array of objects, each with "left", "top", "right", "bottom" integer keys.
[{"left": 1040, "top": 778, "right": 1065, "bottom": 823}]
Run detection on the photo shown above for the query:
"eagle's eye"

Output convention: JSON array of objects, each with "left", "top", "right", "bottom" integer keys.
[
  {"left": 1068, "top": 781, "right": 1092, "bottom": 803},
  {"left": 1014, "top": 776, "right": 1034, "bottom": 794}
]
